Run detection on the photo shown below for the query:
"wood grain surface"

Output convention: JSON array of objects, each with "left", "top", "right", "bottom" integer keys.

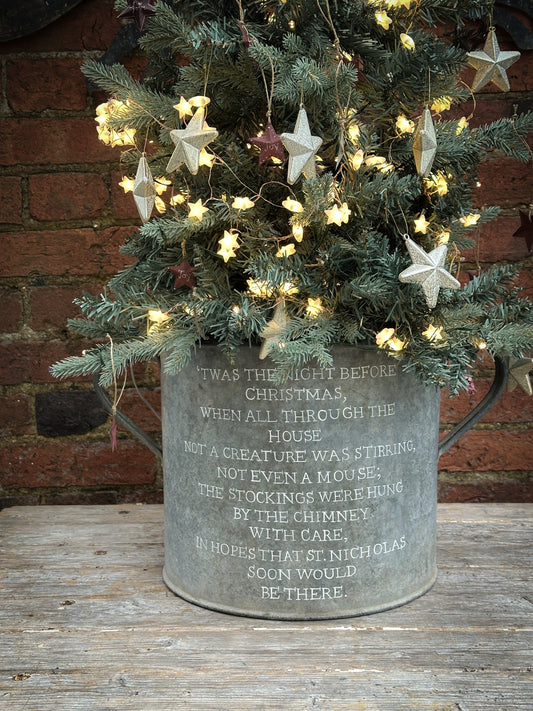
[{"left": 0, "top": 504, "right": 531, "bottom": 710}]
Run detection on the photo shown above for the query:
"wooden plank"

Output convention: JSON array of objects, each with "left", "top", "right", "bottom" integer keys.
[{"left": 1, "top": 504, "right": 532, "bottom": 710}]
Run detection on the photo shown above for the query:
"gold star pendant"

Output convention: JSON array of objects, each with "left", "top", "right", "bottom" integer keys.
[
  {"left": 280, "top": 107, "right": 323, "bottom": 185},
  {"left": 467, "top": 28, "right": 520, "bottom": 92},
  {"left": 133, "top": 154, "right": 156, "bottom": 223},
  {"left": 166, "top": 107, "right": 218, "bottom": 175},
  {"left": 259, "top": 301, "right": 288, "bottom": 359},
  {"left": 412, "top": 107, "right": 437, "bottom": 177},
  {"left": 507, "top": 357, "right": 533, "bottom": 395},
  {"left": 399, "top": 237, "right": 460, "bottom": 309}
]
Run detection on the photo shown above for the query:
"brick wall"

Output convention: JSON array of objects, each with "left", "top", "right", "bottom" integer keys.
[{"left": 0, "top": 0, "right": 531, "bottom": 508}]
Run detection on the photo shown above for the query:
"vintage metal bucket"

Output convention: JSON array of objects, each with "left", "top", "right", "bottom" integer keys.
[{"left": 95, "top": 344, "right": 507, "bottom": 620}]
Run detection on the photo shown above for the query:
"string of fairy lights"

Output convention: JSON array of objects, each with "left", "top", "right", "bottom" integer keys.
[{"left": 92, "top": 0, "right": 522, "bottom": 360}]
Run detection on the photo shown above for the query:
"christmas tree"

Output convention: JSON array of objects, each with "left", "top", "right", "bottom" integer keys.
[{"left": 52, "top": 0, "right": 533, "bottom": 394}]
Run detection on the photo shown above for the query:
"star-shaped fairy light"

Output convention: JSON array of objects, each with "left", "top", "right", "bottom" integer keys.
[
  {"left": 422, "top": 324, "right": 444, "bottom": 342},
  {"left": 249, "top": 122, "right": 286, "bottom": 165},
  {"left": 399, "top": 236, "right": 461, "bottom": 309},
  {"left": 400, "top": 33, "right": 415, "bottom": 50},
  {"left": 173, "top": 97, "right": 193, "bottom": 119},
  {"left": 513, "top": 210, "right": 533, "bottom": 252},
  {"left": 375, "top": 327, "right": 405, "bottom": 352},
  {"left": 280, "top": 107, "right": 323, "bottom": 184},
  {"left": 412, "top": 107, "right": 437, "bottom": 177},
  {"left": 414, "top": 213, "right": 430, "bottom": 234},
  {"left": 306, "top": 297, "right": 324, "bottom": 318},
  {"left": 375, "top": 12, "right": 392, "bottom": 30},
  {"left": 232, "top": 196, "right": 255, "bottom": 211},
  {"left": 117, "top": 0, "right": 156, "bottom": 31},
  {"left": 459, "top": 213, "right": 480, "bottom": 227},
  {"left": 507, "top": 357, "right": 533, "bottom": 395},
  {"left": 133, "top": 154, "right": 156, "bottom": 223},
  {"left": 467, "top": 28, "right": 520, "bottom": 92},
  {"left": 396, "top": 114, "right": 415, "bottom": 134},
  {"left": 217, "top": 230, "right": 240, "bottom": 262},
  {"left": 292, "top": 224, "right": 304, "bottom": 241},
  {"left": 282, "top": 198, "right": 304, "bottom": 213},
  {"left": 259, "top": 301, "right": 288, "bottom": 359},
  {"left": 168, "top": 260, "right": 197, "bottom": 289},
  {"left": 187, "top": 199, "right": 209, "bottom": 221},
  {"left": 276, "top": 243, "right": 296, "bottom": 257},
  {"left": 166, "top": 107, "right": 218, "bottom": 175},
  {"left": 325, "top": 202, "right": 351, "bottom": 226},
  {"left": 119, "top": 176, "right": 135, "bottom": 193}
]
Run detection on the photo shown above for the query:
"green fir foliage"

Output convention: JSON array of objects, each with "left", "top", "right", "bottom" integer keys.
[{"left": 51, "top": 0, "right": 533, "bottom": 391}]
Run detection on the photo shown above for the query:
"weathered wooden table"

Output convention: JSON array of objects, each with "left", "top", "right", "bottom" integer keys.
[{"left": 0, "top": 504, "right": 531, "bottom": 710}]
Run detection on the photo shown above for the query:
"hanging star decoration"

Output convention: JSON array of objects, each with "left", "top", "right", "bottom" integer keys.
[
  {"left": 399, "top": 236, "right": 461, "bottom": 309},
  {"left": 412, "top": 107, "right": 437, "bottom": 177},
  {"left": 249, "top": 122, "right": 286, "bottom": 165},
  {"left": 166, "top": 107, "right": 218, "bottom": 175},
  {"left": 133, "top": 154, "right": 156, "bottom": 223},
  {"left": 513, "top": 209, "right": 533, "bottom": 252},
  {"left": 259, "top": 301, "right": 288, "bottom": 359},
  {"left": 117, "top": 0, "right": 156, "bottom": 31},
  {"left": 168, "top": 261, "right": 197, "bottom": 290},
  {"left": 280, "top": 107, "right": 323, "bottom": 184},
  {"left": 467, "top": 28, "right": 520, "bottom": 92},
  {"left": 507, "top": 357, "right": 533, "bottom": 395}
]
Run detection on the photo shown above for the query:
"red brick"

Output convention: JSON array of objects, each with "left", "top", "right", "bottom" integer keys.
[
  {"left": 29, "top": 173, "right": 109, "bottom": 221},
  {"left": 0, "top": 0, "right": 120, "bottom": 54},
  {"left": 0, "top": 176, "right": 22, "bottom": 224},
  {"left": 0, "top": 494, "right": 41, "bottom": 509},
  {"left": 439, "top": 428, "right": 533, "bottom": 471},
  {"left": 119, "top": 387, "right": 161, "bottom": 433},
  {"left": 0, "top": 117, "right": 118, "bottom": 166},
  {"left": 475, "top": 158, "right": 533, "bottom": 208},
  {"left": 0, "top": 440, "right": 155, "bottom": 488},
  {"left": 0, "top": 340, "right": 97, "bottom": 386},
  {"left": 29, "top": 283, "right": 100, "bottom": 331},
  {"left": 462, "top": 216, "right": 531, "bottom": 263},
  {"left": 7, "top": 59, "right": 87, "bottom": 112},
  {"left": 438, "top": 478, "right": 532, "bottom": 503},
  {"left": 43, "top": 490, "right": 119, "bottom": 505},
  {"left": 441, "top": 379, "right": 533, "bottom": 424},
  {"left": 0, "top": 227, "right": 135, "bottom": 278},
  {"left": 119, "top": 489, "right": 163, "bottom": 504},
  {"left": 111, "top": 170, "right": 142, "bottom": 220},
  {"left": 0, "top": 394, "right": 33, "bottom": 436},
  {"left": 0, "top": 289, "right": 23, "bottom": 332}
]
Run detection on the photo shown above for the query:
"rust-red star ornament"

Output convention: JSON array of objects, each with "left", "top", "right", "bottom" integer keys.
[
  {"left": 513, "top": 210, "right": 533, "bottom": 252},
  {"left": 117, "top": 0, "right": 156, "bottom": 31},
  {"left": 168, "top": 261, "right": 197, "bottom": 289},
  {"left": 249, "top": 122, "right": 286, "bottom": 165}
]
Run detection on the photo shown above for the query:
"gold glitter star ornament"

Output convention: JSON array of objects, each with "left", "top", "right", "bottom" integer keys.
[
  {"left": 259, "top": 301, "right": 288, "bottom": 359},
  {"left": 412, "top": 107, "right": 437, "bottom": 177},
  {"left": 280, "top": 107, "right": 323, "bottom": 184},
  {"left": 133, "top": 153, "right": 157, "bottom": 223},
  {"left": 166, "top": 107, "right": 218, "bottom": 175},
  {"left": 399, "top": 236, "right": 460, "bottom": 309},
  {"left": 467, "top": 28, "right": 520, "bottom": 92},
  {"left": 507, "top": 357, "right": 533, "bottom": 395}
]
